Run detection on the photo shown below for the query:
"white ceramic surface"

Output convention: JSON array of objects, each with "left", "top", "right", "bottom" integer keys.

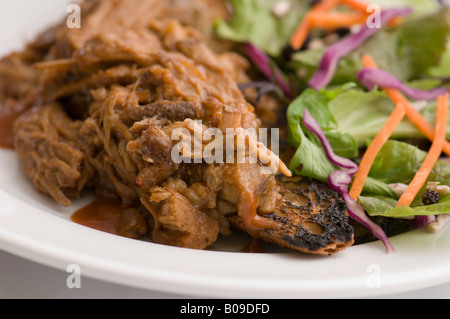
[{"left": 0, "top": 1, "right": 449, "bottom": 299}]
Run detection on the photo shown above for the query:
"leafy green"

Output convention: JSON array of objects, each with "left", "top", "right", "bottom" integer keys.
[
  {"left": 291, "top": 9, "right": 450, "bottom": 86},
  {"left": 286, "top": 86, "right": 360, "bottom": 182},
  {"left": 286, "top": 85, "right": 362, "bottom": 181},
  {"left": 428, "top": 41, "right": 450, "bottom": 78},
  {"left": 359, "top": 196, "right": 399, "bottom": 216},
  {"left": 328, "top": 89, "right": 415, "bottom": 146},
  {"left": 368, "top": 140, "right": 427, "bottom": 185},
  {"left": 214, "top": 0, "right": 309, "bottom": 57},
  {"left": 288, "top": 126, "right": 338, "bottom": 183},
  {"left": 360, "top": 194, "right": 450, "bottom": 218},
  {"left": 363, "top": 141, "right": 449, "bottom": 196},
  {"left": 357, "top": 141, "right": 450, "bottom": 218},
  {"left": 287, "top": 87, "right": 359, "bottom": 155},
  {"left": 328, "top": 88, "right": 450, "bottom": 147},
  {"left": 361, "top": 176, "right": 399, "bottom": 199},
  {"left": 285, "top": 85, "right": 450, "bottom": 196}
]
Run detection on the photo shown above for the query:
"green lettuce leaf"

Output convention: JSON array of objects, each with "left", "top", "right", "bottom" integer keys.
[
  {"left": 428, "top": 41, "right": 450, "bottom": 78},
  {"left": 358, "top": 141, "right": 450, "bottom": 218},
  {"left": 328, "top": 88, "right": 450, "bottom": 147},
  {"left": 360, "top": 194, "right": 450, "bottom": 218},
  {"left": 214, "top": 0, "right": 309, "bottom": 57},
  {"left": 288, "top": 125, "right": 338, "bottom": 183},
  {"left": 285, "top": 85, "right": 450, "bottom": 198},
  {"left": 367, "top": 140, "right": 427, "bottom": 185},
  {"left": 363, "top": 141, "right": 450, "bottom": 196},
  {"left": 290, "top": 9, "right": 450, "bottom": 86},
  {"left": 361, "top": 176, "right": 399, "bottom": 199},
  {"left": 286, "top": 86, "right": 360, "bottom": 182}
]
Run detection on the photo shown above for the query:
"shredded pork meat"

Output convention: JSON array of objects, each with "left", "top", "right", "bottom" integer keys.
[{"left": 3, "top": 0, "right": 354, "bottom": 255}]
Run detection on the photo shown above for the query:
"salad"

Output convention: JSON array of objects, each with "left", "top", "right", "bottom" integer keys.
[{"left": 215, "top": 0, "right": 450, "bottom": 252}]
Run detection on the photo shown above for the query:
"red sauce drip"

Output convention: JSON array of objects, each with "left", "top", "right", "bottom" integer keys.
[
  {"left": 71, "top": 195, "right": 124, "bottom": 235},
  {"left": 241, "top": 238, "right": 264, "bottom": 253},
  {"left": 239, "top": 190, "right": 278, "bottom": 236}
]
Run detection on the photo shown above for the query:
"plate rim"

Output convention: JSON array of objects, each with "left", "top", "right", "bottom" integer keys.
[{"left": 0, "top": 184, "right": 449, "bottom": 299}]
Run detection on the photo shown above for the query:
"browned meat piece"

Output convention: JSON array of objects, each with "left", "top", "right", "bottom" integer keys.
[
  {"left": 0, "top": 31, "right": 58, "bottom": 148},
  {"left": 229, "top": 175, "right": 354, "bottom": 255},
  {"left": 141, "top": 186, "right": 219, "bottom": 250},
  {"left": 204, "top": 163, "right": 282, "bottom": 236},
  {"left": 13, "top": 104, "right": 93, "bottom": 206},
  {"left": 47, "top": 0, "right": 234, "bottom": 60}
]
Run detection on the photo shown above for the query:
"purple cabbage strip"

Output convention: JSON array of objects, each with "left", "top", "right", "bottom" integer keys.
[
  {"left": 245, "top": 43, "right": 292, "bottom": 98},
  {"left": 413, "top": 215, "right": 437, "bottom": 228},
  {"left": 308, "top": 7, "right": 413, "bottom": 91},
  {"left": 358, "top": 68, "right": 450, "bottom": 101},
  {"left": 303, "top": 108, "right": 358, "bottom": 173},
  {"left": 303, "top": 109, "right": 395, "bottom": 253}
]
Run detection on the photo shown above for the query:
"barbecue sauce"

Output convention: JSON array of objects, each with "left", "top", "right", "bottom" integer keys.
[
  {"left": 71, "top": 196, "right": 123, "bottom": 235},
  {"left": 71, "top": 195, "right": 148, "bottom": 238},
  {"left": 241, "top": 238, "right": 263, "bottom": 253}
]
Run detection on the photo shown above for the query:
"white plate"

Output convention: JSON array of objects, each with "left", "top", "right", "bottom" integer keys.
[{"left": 1, "top": 1, "right": 450, "bottom": 299}]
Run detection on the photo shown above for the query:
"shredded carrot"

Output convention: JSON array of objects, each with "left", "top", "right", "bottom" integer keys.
[
  {"left": 349, "top": 102, "right": 406, "bottom": 200},
  {"left": 342, "top": 0, "right": 402, "bottom": 27},
  {"left": 396, "top": 93, "right": 449, "bottom": 207},
  {"left": 341, "top": 0, "right": 370, "bottom": 12},
  {"left": 362, "top": 54, "right": 450, "bottom": 156},
  {"left": 361, "top": 54, "right": 377, "bottom": 68},
  {"left": 308, "top": 12, "right": 368, "bottom": 30},
  {"left": 290, "top": 0, "right": 406, "bottom": 50},
  {"left": 313, "top": 0, "right": 342, "bottom": 12},
  {"left": 289, "top": 0, "right": 402, "bottom": 50},
  {"left": 387, "top": 17, "right": 404, "bottom": 28},
  {"left": 290, "top": 0, "right": 341, "bottom": 50},
  {"left": 290, "top": 19, "right": 312, "bottom": 50}
]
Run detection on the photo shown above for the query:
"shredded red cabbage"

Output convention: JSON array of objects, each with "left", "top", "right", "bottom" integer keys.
[
  {"left": 245, "top": 43, "right": 292, "bottom": 98},
  {"left": 414, "top": 215, "right": 437, "bottom": 228},
  {"left": 303, "top": 108, "right": 358, "bottom": 173},
  {"left": 358, "top": 68, "right": 450, "bottom": 101},
  {"left": 308, "top": 7, "right": 413, "bottom": 91},
  {"left": 303, "top": 109, "right": 395, "bottom": 253}
]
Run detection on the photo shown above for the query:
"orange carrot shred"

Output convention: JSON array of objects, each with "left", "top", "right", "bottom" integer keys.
[
  {"left": 362, "top": 54, "right": 450, "bottom": 156},
  {"left": 341, "top": 0, "right": 370, "bottom": 12},
  {"left": 290, "top": 0, "right": 405, "bottom": 50},
  {"left": 349, "top": 102, "right": 406, "bottom": 200},
  {"left": 361, "top": 54, "right": 377, "bottom": 68},
  {"left": 313, "top": 0, "right": 342, "bottom": 12},
  {"left": 396, "top": 93, "right": 449, "bottom": 207},
  {"left": 308, "top": 12, "right": 368, "bottom": 30},
  {"left": 290, "top": 0, "right": 341, "bottom": 50},
  {"left": 290, "top": 19, "right": 311, "bottom": 50}
]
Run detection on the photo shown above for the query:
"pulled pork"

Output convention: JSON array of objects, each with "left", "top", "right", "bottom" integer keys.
[{"left": 4, "top": 0, "right": 354, "bottom": 255}]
